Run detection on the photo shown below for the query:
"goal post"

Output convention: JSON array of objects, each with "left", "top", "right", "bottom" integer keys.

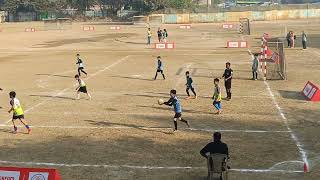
[
  {"left": 264, "top": 39, "right": 287, "bottom": 80},
  {"left": 43, "top": 18, "right": 72, "bottom": 30},
  {"left": 239, "top": 18, "right": 250, "bottom": 35}
]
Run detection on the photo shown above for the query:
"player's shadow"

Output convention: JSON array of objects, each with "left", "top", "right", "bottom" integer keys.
[
  {"left": 36, "top": 74, "right": 73, "bottom": 78},
  {"left": 278, "top": 90, "right": 306, "bottom": 101},
  {"left": 29, "top": 94, "right": 75, "bottom": 100},
  {"left": 85, "top": 120, "right": 173, "bottom": 135},
  {"left": 136, "top": 105, "right": 213, "bottom": 115},
  {"left": 0, "top": 128, "right": 15, "bottom": 134},
  {"left": 124, "top": 93, "right": 167, "bottom": 99},
  {"left": 111, "top": 75, "right": 154, "bottom": 81},
  {"left": 33, "top": 33, "right": 137, "bottom": 48},
  {"left": 115, "top": 38, "right": 147, "bottom": 45}
]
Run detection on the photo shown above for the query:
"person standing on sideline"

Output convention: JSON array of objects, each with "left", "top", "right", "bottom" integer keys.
[
  {"left": 154, "top": 56, "right": 165, "bottom": 80},
  {"left": 302, "top": 31, "right": 307, "bottom": 50},
  {"left": 76, "top": 54, "right": 88, "bottom": 77},
  {"left": 286, "top": 32, "right": 291, "bottom": 48},
  {"left": 290, "top": 31, "right": 295, "bottom": 48},
  {"left": 163, "top": 29, "right": 168, "bottom": 43},
  {"left": 251, "top": 52, "right": 259, "bottom": 80},
  {"left": 157, "top": 28, "right": 163, "bottom": 43},
  {"left": 147, "top": 28, "right": 152, "bottom": 45},
  {"left": 222, "top": 62, "right": 233, "bottom": 100}
]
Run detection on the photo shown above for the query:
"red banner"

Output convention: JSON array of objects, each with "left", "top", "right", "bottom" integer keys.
[
  {"left": 0, "top": 167, "right": 61, "bottom": 180},
  {"left": 302, "top": 81, "right": 320, "bottom": 101}
]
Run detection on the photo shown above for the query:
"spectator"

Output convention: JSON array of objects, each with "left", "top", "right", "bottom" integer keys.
[
  {"left": 302, "top": 31, "right": 307, "bottom": 50},
  {"left": 286, "top": 32, "right": 291, "bottom": 48},
  {"left": 200, "top": 132, "right": 229, "bottom": 158},
  {"left": 163, "top": 29, "right": 168, "bottom": 43},
  {"left": 147, "top": 28, "right": 152, "bottom": 45},
  {"left": 157, "top": 28, "right": 163, "bottom": 43},
  {"left": 251, "top": 53, "right": 259, "bottom": 80},
  {"left": 290, "top": 31, "right": 295, "bottom": 48}
]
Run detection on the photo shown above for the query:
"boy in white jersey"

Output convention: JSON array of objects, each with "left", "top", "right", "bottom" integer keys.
[
  {"left": 8, "top": 91, "right": 31, "bottom": 134},
  {"left": 75, "top": 75, "right": 91, "bottom": 100}
]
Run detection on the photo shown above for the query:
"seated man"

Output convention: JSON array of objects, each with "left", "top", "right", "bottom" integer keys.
[{"left": 200, "top": 132, "right": 229, "bottom": 158}]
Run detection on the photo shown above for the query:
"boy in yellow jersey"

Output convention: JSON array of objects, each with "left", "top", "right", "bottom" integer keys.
[
  {"left": 75, "top": 75, "right": 91, "bottom": 100},
  {"left": 8, "top": 91, "right": 31, "bottom": 134},
  {"left": 212, "top": 78, "right": 222, "bottom": 114}
]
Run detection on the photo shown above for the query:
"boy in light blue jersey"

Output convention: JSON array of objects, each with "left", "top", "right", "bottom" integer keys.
[
  {"left": 164, "top": 89, "right": 190, "bottom": 131},
  {"left": 154, "top": 56, "right": 165, "bottom": 80}
]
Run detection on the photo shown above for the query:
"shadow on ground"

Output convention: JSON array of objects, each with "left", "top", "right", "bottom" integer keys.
[
  {"left": 36, "top": 74, "right": 73, "bottom": 78},
  {"left": 278, "top": 90, "right": 306, "bottom": 101}
]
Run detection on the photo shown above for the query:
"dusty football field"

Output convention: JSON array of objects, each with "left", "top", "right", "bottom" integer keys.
[{"left": 0, "top": 19, "right": 319, "bottom": 180}]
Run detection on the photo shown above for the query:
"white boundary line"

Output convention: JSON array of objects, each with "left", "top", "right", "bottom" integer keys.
[
  {"left": 0, "top": 160, "right": 304, "bottom": 173},
  {"left": 243, "top": 34, "right": 309, "bottom": 171},
  {"left": 263, "top": 80, "right": 309, "bottom": 171},
  {"left": 3, "top": 55, "right": 130, "bottom": 125},
  {"left": 0, "top": 124, "right": 291, "bottom": 133}
]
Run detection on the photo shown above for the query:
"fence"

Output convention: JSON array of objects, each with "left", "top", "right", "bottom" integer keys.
[{"left": 148, "top": 8, "right": 320, "bottom": 24}]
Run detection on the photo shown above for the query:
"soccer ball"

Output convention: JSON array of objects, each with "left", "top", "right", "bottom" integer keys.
[{"left": 158, "top": 99, "right": 164, "bottom": 105}]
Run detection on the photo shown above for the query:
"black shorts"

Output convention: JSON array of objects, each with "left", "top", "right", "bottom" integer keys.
[
  {"left": 78, "top": 67, "right": 84, "bottom": 70},
  {"left": 13, "top": 115, "right": 24, "bottom": 120},
  {"left": 78, "top": 86, "right": 87, "bottom": 93},
  {"left": 174, "top": 113, "right": 182, "bottom": 118},
  {"left": 157, "top": 70, "right": 163, "bottom": 73},
  {"left": 225, "top": 80, "right": 232, "bottom": 89},
  {"left": 186, "top": 86, "right": 194, "bottom": 90}
]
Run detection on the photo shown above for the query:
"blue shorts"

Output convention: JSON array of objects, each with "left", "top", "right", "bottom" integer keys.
[{"left": 213, "top": 101, "right": 221, "bottom": 110}]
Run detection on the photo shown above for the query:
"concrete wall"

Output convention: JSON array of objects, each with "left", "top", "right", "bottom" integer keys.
[{"left": 158, "top": 8, "right": 320, "bottom": 23}]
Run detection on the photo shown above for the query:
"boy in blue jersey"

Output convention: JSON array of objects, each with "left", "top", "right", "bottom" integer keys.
[
  {"left": 164, "top": 89, "right": 190, "bottom": 131},
  {"left": 154, "top": 56, "right": 165, "bottom": 80},
  {"left": 185, "top": 71, "right": 197, "bottom": 99}
]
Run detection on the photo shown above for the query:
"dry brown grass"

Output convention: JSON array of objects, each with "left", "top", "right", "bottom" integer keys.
[{"left": 0, "top": 19, "right": 318, "bottom": 179}]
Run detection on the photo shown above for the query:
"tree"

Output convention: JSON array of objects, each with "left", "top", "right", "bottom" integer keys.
[
  {"left": 3, "top": 0, "right": 54, "bottom": 13},
  {"left": 166, "top": 0, "right": 194, "bottom": 9}
]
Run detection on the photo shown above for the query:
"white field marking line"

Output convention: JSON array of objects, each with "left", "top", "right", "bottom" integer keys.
[
  {"left": 36, "top": 69, "right": 77, "bottom": 90},
  {"left": 243, "top": 34, "right": 308, "bottom": 170},
  {"left": 230, "top": 168, "right": 303, "bottom": 173},
  {"left": 264, "top": 80, "right": 309, "bottom": 170},
  {"left": 0, "top": 124, "right": 290, "bottom": 133},
  {"left": 3, "top": 55, "right": 130, "bottom": 125},
  {"left": 0, "top": 160, "right": 304, "bottom": 173},
  {"left": 270, "top": 161, "right": 304, "bottom": 170}
]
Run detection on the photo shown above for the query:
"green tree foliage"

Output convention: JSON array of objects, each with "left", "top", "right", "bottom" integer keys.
[
  {"left": 166, "top": 0, "right": 194, "bottom": 9},
  {"left": 3, "top": 0, "right": 55, "bottom": 13}
]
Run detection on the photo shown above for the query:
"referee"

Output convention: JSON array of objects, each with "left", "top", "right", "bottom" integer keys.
[{"left": 222, "top": 62, "right": 233, "bottom": 100}]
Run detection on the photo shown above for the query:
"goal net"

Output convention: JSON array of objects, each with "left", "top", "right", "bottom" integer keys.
[
  {"left": 265, "top": 39, "right": 287, "bottom": 80},
  {"left": 239, "top": 18, "right": 250, "bottom": 35},
  {"left": 43, "top": 18, "right": 72, "bottom": 30}
]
